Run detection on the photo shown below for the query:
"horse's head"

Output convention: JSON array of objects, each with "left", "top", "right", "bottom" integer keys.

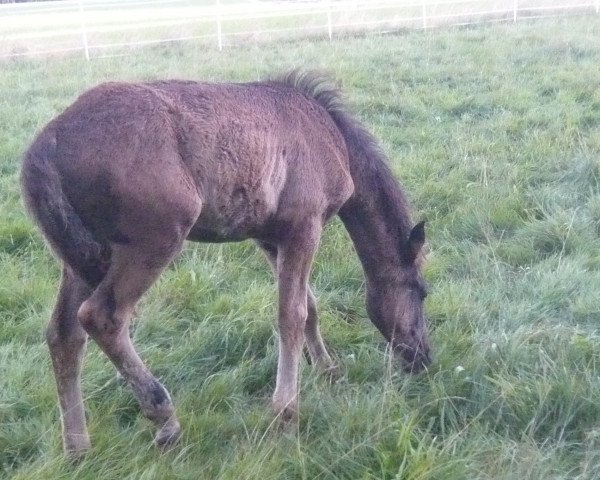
[{"left": 365, "top": 221, "right": 431, "bottom": 373}]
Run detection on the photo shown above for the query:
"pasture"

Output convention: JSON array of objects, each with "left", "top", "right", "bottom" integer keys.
[{"left": 1, "top": 15, "right": 600, "bottom": 479}]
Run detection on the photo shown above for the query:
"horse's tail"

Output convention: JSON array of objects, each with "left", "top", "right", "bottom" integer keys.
[{"left": 21, "top": 126, "right": 108, "bottom": 286}]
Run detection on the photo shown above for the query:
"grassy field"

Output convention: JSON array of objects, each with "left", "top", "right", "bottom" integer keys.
[{"left": 1, "top": 14, "right": 600, "bottom": 479}]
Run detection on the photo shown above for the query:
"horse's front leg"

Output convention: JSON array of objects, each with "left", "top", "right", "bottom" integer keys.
[
  {"left": 272, "top": 219, "right": 321, "bottom": 421},
  {"left": 256, "top": 241, "right": 336, "bottom": 374}
]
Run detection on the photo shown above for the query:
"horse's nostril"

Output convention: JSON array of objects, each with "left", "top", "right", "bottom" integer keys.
[
  {"left": 422, "top": 351, "right": 432, "bottom": 366},
  {"left": 403, "top": 357, "right": 427, "bottom": 374}
]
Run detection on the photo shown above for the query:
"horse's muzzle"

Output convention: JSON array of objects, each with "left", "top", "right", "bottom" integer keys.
[{"left": 394, "top": 343, "right": 432, "bottom": 374}]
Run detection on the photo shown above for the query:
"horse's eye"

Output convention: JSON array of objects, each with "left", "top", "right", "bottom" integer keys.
[{"left": 409, "top": 286, "right": 427, "bottom": 300}]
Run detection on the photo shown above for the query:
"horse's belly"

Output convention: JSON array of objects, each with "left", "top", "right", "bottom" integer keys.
[
  {"left": 187, "top": 186, "right": 277, "bottom": 242},
  {"left": 185, "top": 226, "right": 249, "bottom": 243}
]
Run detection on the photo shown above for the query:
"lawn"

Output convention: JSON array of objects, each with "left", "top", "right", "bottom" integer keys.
[{"left": 1, "top": 14, "right": 600, "bottom": 479}]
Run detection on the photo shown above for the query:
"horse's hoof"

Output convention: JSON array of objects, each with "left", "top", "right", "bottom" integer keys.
[
  {"left": 273, "top": 401, "right": 298, "bottom": 425},
  {"left": 280, "top": 406, "right": 297, "bottom": 423},
  {"left": 154, "top": 417, "right": 181, "bottom": 451},
  {"left": 322, "top": 364, "right": 342, "bottom": 383},
  {"left": 64, "top": 437, "right": 91, "bottom": 463}
]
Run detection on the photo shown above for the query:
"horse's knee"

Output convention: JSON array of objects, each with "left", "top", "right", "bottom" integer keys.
[
  {"left": 46, "top": 324, "right": 86, "bottom": 353},
  {"left": 77, "top": 292, "right": 124, "bottom": 337},
  {"left": 280, "top": 301, "right": 308, "bottom": 338}
]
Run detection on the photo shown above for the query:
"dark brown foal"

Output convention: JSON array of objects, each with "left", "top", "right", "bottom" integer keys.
[{"left": 22, "top": 71, "right": 430, "bottom": 456}]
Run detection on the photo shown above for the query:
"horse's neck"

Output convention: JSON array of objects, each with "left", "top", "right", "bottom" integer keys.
[{"left": 338, "top": 161, "right": 412, "bottom": 283}]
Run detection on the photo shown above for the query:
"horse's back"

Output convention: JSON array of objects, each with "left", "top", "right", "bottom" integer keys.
[
  {"left": 38, "top": 79, "right": 354, "bottom": 245},
  {"left": 150, "top": 80, "right": 354, "bottom": 242}
]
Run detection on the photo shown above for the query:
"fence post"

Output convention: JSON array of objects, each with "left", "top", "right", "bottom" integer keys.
[
  {"left": 216, "top": 0, "right": 222, "bottom": 51},
  {"left": 78, "top": 0, "right": 90, "bottom": 61},
  {"left": 513, "top": 0, "right": 518, "bottom": 22},
  {"left": 326, "top": 0, "right": 332, "bottom": 41},
  {"left": 422, "top": 0, "right": 427, "bottom": 29}
]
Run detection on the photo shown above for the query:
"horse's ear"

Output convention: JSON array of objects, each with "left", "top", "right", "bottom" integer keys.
[{"left": 402, "top": 221, "right": 426, "bottom": 264}]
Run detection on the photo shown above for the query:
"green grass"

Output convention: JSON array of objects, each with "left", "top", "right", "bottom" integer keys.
[{"left": 2, "top": 15, "right": 600, "bottom": 479}]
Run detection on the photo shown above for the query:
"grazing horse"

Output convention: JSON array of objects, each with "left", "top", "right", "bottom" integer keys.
[{"left": 21, "top": 71, "right": 431, "bottom": 457}]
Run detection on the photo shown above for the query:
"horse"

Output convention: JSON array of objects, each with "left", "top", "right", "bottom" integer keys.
[{"left": 20, "top": 70, "right": 431, "bottom": 457}]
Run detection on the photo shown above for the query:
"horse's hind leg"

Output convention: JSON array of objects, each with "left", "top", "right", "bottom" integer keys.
[
  {"left": 77, "top": 233, "right": 189, "bottom": 448},
  {"left": 46, "top": 267, "right": 92, "bottom": 458},
  {"left": 257, "top": 241, "right": 335, "bottom": 373}
]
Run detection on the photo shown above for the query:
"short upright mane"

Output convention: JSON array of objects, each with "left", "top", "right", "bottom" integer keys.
[
  {"left": 274, "top": 69, "right": 346, "bottom": 116},
  {"left": 273, "top": 70, "right": 414, "bottom": 239}
]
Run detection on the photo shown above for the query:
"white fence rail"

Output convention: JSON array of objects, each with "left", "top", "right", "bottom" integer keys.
[{"left": 1, "top": 0, "right": 598, "bottom": 59}]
